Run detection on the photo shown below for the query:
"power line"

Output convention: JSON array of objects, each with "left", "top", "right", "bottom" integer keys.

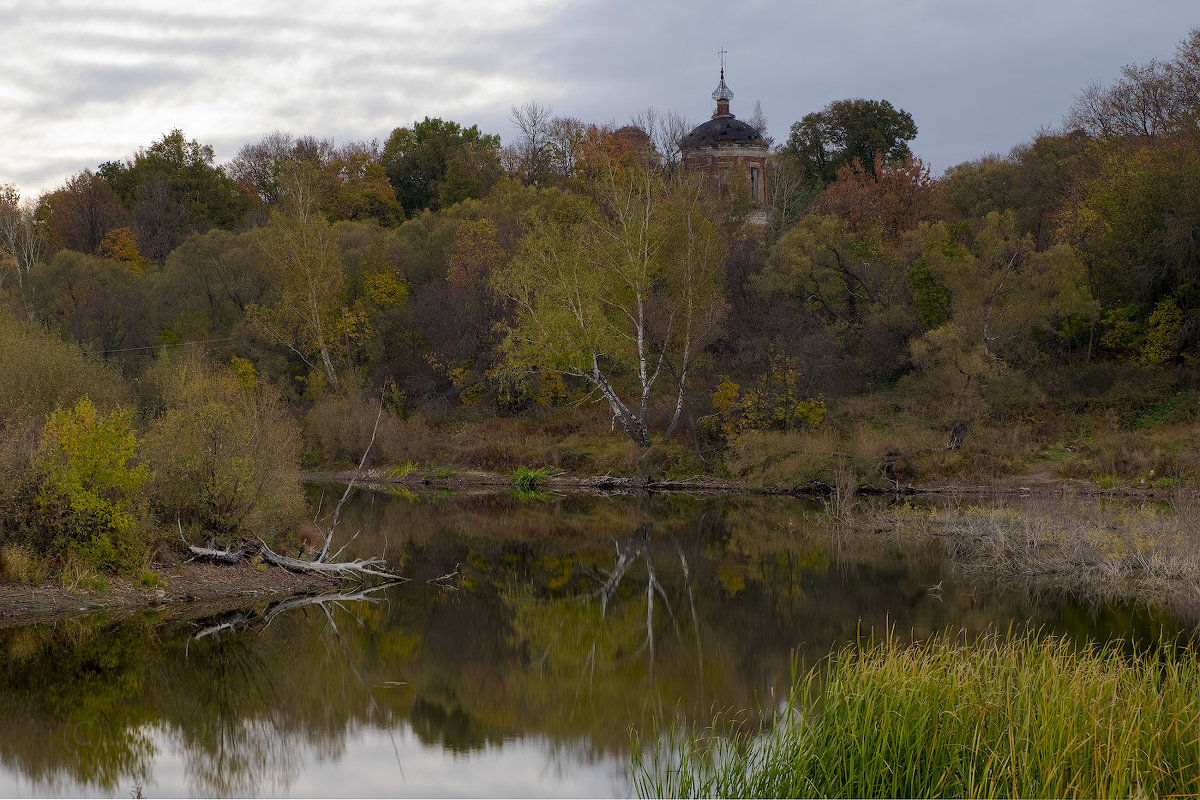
[{"left": 101, "top": 336, "right": 239, "bottom": 356}]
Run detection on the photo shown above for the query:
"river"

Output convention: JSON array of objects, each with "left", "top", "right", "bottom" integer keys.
[{"left": 0, "top": 490, "right": 1186, "bottom": 797}]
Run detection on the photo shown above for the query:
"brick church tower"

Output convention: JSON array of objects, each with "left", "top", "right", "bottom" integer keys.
[{"left": 680, "top": 56, "right": 768, "bottom": 223}]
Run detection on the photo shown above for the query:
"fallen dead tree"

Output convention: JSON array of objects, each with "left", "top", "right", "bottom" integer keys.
[
  {"left": 258, "top": 540, "right": 404, "bottom": 581},
  {"left": 185, "top": 542, "right": 247, "bottom": 564}
]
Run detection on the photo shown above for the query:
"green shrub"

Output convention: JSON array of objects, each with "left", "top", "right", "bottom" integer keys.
[
  {"left": 33, "top": 398, "right": 150, "bottom": 573},
  {"left": 138, "top": 571, "right": 166, "bottom": 590}
]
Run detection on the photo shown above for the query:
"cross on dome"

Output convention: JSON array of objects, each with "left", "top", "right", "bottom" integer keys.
[{"left": 712, "top": 47, "right": 734, "bottom": 104}]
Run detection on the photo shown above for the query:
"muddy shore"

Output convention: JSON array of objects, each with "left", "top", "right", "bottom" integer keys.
[{"left": 0, "top": 561, "right": 337, "bottom": 628}]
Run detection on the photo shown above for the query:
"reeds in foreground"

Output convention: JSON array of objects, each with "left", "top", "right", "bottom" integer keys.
[{"left": 633, "top": 631, "right": 1200, "bottom": 798}]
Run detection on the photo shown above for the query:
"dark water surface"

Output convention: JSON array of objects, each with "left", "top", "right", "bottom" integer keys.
[{"left": 0, "top": 491, "right": 1184, "bottom": 797}]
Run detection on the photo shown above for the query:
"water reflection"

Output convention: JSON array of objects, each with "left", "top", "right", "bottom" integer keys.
[{"left": 0, "top": 492, "right": 1188, "bottom": 797}]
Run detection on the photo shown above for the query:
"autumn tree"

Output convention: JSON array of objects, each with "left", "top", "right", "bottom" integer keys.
[
  {"left": 381, "top": 117, "right": 502, "bottom": 215},
  {"left": 815, "top": 155, "right": 940, "bottom": 236},
  {"left": 99, "top": 129, "right": 251, "bottom": 262},
  {"left": 230, "top": 133, "right": 402, "bottom": 225},
  {"left": 321, "top": 142, "right": 404, "bottom": 226},
  {"left": 783, "top": 98, "right": 917, "bottom": 185},
  {"left": 40, "top": 170, "right": 127, "bottom": 256},
  {"left": 493, "top": 160, "right": 727, "bottom": 447},
  {"left": 1068, "top": 28, "right": 1200, "bottom": 141},
  {"left": 228, "top": 131, "right": 336, "bottom": 207}
]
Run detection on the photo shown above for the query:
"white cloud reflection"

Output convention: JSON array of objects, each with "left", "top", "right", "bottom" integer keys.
[{"left": 0, "top": 723, "right": 628, "bottom": 798}]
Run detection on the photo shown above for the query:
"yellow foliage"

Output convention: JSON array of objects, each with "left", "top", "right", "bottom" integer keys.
[
  {"left": 710, "top": 348, "right": 826, "bottom": 438},
  {"left": 363, "top": 270, "right": 408, "bottom": 308},
  {"left": 229, "top": 355, "right": 258, "bottom": 391},
  {"left": 340, "top": 309, "right": 372, "bottom": 345},
  {"left": 98, "top": 227, "right": 152, "bottom": 273}
]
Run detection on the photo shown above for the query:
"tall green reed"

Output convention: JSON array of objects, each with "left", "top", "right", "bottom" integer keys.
[{"left": 634, "top": 631, "right": 1200, "bottom": 798}]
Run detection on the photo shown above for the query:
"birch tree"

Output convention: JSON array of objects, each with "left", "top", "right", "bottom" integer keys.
[
  {"left": 0, "top": 184, "right": 44, "bottom": 316},
  {"left": 246, "top": 167, "right": 345, "bottom": 390},
  {"left": 493, "top": 158, "right": 726, "bottom": 447}
]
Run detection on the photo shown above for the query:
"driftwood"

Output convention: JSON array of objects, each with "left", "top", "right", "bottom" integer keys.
[
  {"left": 182, "top": 539, "right": 405, "bottom": 582},
  {"left": 259, "top": 540, "right": 405, "bottom": 581},
  {"left": 186, "top": 543, "right": 247, "bottom": 564}
]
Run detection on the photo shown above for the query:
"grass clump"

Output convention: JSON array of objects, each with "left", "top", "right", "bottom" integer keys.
[
  {"left": 138, "top": 571, "right": 166, "bottom": 590},
  {"left": 387, "top": 460, "right": 420, "bottom": 479},
  {"left": 635, "top": 631, "right": 1200, "bottom": 799},
  {"left": 512, "top": 465, "right": 554, "bottom": 491}
]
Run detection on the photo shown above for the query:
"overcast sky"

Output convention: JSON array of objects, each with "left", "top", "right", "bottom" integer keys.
[{"left": 1, "top": 0, "right": 1196, "bottom": 199}]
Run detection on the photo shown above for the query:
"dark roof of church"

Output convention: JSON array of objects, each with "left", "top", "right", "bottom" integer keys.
[{"left": 680, "top": 116, "right": 767, "bottom": 150}]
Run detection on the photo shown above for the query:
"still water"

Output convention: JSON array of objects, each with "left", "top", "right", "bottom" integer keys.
[{"left": 0, "top": 491, "right": 1184, "bottom": 797}]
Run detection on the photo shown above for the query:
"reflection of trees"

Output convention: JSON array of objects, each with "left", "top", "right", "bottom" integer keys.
[
  {"left": 0, "top": 593, "right": 407, "bottom": 797},
  {"left": 0, "top": 620, "right": 156, "bottom": 790},
  {"left": 501, "top": 520, "right": 762, "bottom": 752}
]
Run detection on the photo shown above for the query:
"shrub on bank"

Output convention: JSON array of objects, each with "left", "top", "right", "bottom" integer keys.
[
  {"left": 0, "top": 314, "right": 129, "bottom": 420},
  {"left": 303, "top": 386, "right": 436, "bottom": 467},
  {"left": 143, "top": 354, "right": 305, "bottom": 544},
  {"left": 30, "top": 398, "right": 151, "bottom": 573}
]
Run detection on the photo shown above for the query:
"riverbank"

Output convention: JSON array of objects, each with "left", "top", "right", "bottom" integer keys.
[
  {"left": 0, "top": 560, "right": 337, "bottom": 627},
  {"left": 3, "top": 471, "right": 1194, "bottom": 626},
  {"left": 304, "top": 464, "right": 1176, "bottom": 500}
]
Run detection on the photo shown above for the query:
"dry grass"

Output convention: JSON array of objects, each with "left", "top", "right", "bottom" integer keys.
[
  {"left": 437, "top": 410, "right": 641, "bottom": 475},
  {"left": 0, "top": 545, "right": 48, "bottom": 585},
  {"left": 304, "top": 388, "right": 439, "bottom": 467},
  {"left": 877, "top": 495, "right": 1200, "bottom": 619}
]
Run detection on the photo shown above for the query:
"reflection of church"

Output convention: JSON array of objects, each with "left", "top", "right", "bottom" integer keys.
[{"left": 681, "top": 61, "right": 768, "bottom": 223}]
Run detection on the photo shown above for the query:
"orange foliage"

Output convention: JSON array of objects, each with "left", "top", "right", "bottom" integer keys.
[{"left": 816, "top": 155, "right": 941, "bottom": 237}]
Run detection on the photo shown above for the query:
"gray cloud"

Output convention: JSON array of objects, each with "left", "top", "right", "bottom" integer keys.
[{"left": 1, "top": 0, "right": 1196, "bottom": 197}]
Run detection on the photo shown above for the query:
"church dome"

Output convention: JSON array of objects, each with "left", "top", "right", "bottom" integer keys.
[
  {"left": 681, "top": 116, "right": 766, "bottom": 150},
  {"left": 681, "top": 59, "right": 767, "bottom": 152}
]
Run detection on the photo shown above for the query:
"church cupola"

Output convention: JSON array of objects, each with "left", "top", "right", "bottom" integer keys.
[{"left": 712, "top": 50, "right": 734, "bottom": 118}]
